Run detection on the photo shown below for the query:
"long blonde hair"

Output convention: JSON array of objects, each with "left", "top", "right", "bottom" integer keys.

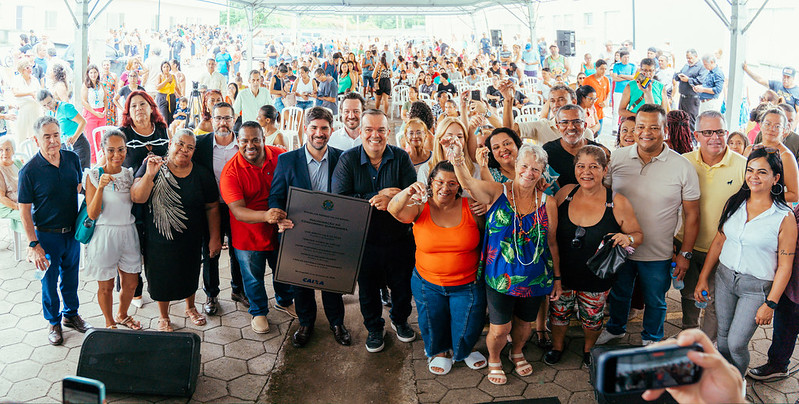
[{"left": 428, "top": 117, "right": 475, "bottom": 175}]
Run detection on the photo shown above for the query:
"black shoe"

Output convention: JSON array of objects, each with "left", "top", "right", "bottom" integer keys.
[
  {"left": 231, "top": 291, "right": 250, "bottom": 308},
  {"left": 204, "top": 296, "right": 219, "bottom": 315},
  {"left": 544, "top": 349, "right": 563, "bottom": 365},
  {"left": 62, "top": 315, "right": 92, "bottom": 333},
  {"left": 747, "top": 362, "right": 788, "bottom": 381},
  {"left": 330, "top": 324, "right": 351, "bottom": 346},
  {"left": 292, "top": 325, "right": 313, "bottom": 348},
  {"left": 380, "top": 287, "right": 392, "bottom": 307},
  {"left": 391, "top": 322, "right": 416, "bottom": 343},
  {"left": 582, "top": 351, "right": 592, "bottom": 367},
  {"left": 48, "top": 324, "right": 63, "bottom": 346},
  {"left": 365, "top": 329, "right": 386, "bottom": 353}
]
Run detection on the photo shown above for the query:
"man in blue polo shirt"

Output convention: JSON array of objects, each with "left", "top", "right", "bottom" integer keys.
[{"left": 18, "top": 116, "right": 91, "bottom": 346}]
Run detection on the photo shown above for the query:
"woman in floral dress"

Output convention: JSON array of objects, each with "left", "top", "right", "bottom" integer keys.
[{"left": 100, "top": 60, "right": 117, "bottom": 126}]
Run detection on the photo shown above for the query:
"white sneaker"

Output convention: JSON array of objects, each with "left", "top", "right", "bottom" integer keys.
[
  {"left": 641, "top": 339, "right": 658, "bottom": 346},
  {"left": 596, "top": 329, "right": 626, "bottom": 345}
]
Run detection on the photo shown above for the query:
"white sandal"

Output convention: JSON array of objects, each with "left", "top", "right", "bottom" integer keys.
[
  {"left": 487, "top": 362, "right": 507, "bottom": 385},
  {"left": 464, "top": 351, "right": 487, "bottom": 370},
  {"left": 427, "top": 356, "right": 453, "bottom": 375},
  {"left": 509, "top": 352, "right": 533, "bottom": 377}
]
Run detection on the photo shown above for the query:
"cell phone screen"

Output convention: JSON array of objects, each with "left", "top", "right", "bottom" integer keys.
[
  {"left": 472, "top": 90, "right": 481, "bottom": 101},
  {"left": 603, "top": 344, "right": 703, "bottom": 394},
  {"left": 63, "top": 378, "right": 103, "bottom": 404}
]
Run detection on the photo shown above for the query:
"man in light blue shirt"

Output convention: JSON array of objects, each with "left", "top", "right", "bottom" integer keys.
[
  {"left": 521, "top": 43, "right": 539, "bottom": 78},
  {"left": 233, "top": 70, "right": 273, "bottom": 123}
]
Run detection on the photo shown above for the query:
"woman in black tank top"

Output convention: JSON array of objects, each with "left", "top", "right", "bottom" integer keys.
[{"left": 545, "top": 145, "right": 643, "bottom": 367}]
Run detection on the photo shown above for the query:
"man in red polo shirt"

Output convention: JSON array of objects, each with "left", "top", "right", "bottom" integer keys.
[{"left": 220, "top": 121, "right": 294, "bottom": 334}]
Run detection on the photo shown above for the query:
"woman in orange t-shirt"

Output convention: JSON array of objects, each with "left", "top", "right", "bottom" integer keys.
[{"left": 388, "top": 160, "right": 487, "bottom": 376}]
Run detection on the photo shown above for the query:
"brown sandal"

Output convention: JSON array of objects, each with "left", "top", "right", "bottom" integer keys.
[
  {"left": 185, "top": 308, "right": 207, "bottom": 326},
  {"left": 157, "top": 318, "right": 173, "bottom": 332},
  {"left": 114, "top": 315, "right": 142, "bottom": 330}
]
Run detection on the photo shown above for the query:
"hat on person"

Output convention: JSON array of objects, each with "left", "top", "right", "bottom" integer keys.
[
  {"left": 525, "top": 43, "right": 532, "bottom": 51},
  {"left": 647, "top": 47, "right": 658, "bottom": 53},
  {"left": 783, "top": 67, "right": 796, "bottom": 77}
]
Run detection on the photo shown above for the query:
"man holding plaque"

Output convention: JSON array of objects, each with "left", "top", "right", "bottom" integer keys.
[
  {"left": 220, "top": 121, "right": 295, "bottom": 334},
  {"left": 332, "top": 109, "right": 418, "bottom": 353},
  {"left": 269, "top": 107, "right": 351, "bottom": 348}
]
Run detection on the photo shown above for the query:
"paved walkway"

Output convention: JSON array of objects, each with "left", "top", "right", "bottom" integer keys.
[{"left": 2, "top": 222, "right": 799, "bottom": 403}]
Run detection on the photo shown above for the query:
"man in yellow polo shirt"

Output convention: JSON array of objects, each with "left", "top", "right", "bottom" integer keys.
[{"left": 675, "top": 110, "right": 746, "bottom": 341}]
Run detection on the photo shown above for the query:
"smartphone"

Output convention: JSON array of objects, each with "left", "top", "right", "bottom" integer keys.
[
  {"left": 471, "top": 90, "right": 482, "bottom": 101},
  {"left": 595, "top": 343, "right": 703, "bottom": 395},
  {"left": 634, "top": 71, "right": 651, "bottom": 89},
  {"left": 62, "top": 376, "right": 105, "bottom": 404}
]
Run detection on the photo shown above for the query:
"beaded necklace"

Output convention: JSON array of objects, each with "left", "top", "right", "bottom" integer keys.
[{"left": 510, "top": 182, "right": 542, "bottom": 266}]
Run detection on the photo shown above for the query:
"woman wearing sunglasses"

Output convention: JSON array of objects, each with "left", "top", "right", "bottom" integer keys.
[
  {"left": 694, "top": 146, "right": 797, "bottom": 376},
  {"left": 545, "top": 145, "right": 643, "bottom": 367},
  {"left": 743, "top": 107, "right": 799, "bottom": 202}
]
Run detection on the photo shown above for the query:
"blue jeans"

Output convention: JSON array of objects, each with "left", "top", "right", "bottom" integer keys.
[
  {"left": 296, "top": 100, "right": 313, "bottom": 110},
  {"left": 37, "top": 231, "right": 81, "bottom": 325},
  {"left": 411, "top": 270, "right": 486, "bottom": 361},
  {"left": 233, "top": 249, "right": 294, "bottom": 317},
  {"left": 606, "top": 259, "right": 671, "bottom": 341},
  {"left": 768, "top": 295, "right": 799, "bottom": 369}
]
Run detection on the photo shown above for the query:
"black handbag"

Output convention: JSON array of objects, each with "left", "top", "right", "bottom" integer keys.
[{"left": 586, "top": 233, "right": 630, "bottom": 279}]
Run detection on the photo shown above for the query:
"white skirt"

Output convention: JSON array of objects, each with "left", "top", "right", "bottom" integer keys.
[{"left": 83, "top": 223, "right": 142, "bottom": 281}]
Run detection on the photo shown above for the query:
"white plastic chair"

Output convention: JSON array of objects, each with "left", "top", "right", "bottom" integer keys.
[
  {"left": 521, "top": 104, "right": 543, "bottom": 117},
  {"left": 391, "top": 85, "right": 410, "bottom": 119},
  {"left": 283, "top": 130, "right": 301, "bottom": 151},
  {"left": 515, "top": 114, "right": 537, "bottom": 124},
  {"left": 280, "top": 107, "right": 304, "bottom": 135},
  {"left": 16, "top": 139, "right": 37, "bottom": 161},
  {"left": 418, "top": 93, "right": 431, "bottom": 101},
  {"left": 91, "top": 125, "right": 117, "bottom": 161}
]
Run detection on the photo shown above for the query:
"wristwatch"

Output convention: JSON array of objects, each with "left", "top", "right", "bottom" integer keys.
[
  {"left": 29, "top": 240, "right": 40, "bottom": 248},
  {"left": 765, "top": 299, "right": 778, "bottom": 309},
  {"left": 679, "top": 251, "right": 693, "bottom": 260}
]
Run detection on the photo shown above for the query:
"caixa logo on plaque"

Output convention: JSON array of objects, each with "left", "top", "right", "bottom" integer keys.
[
  {"left": 322, "top": 200, "right": 334, "bottom": 211},
  {"left": 303, "top": 278, "right": 325, "bottom": 286}
]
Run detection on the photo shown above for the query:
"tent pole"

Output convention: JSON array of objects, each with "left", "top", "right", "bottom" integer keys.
[
  {"left": 725, "top": 0, "right": 746, "bottom": 130},
  {"left": 73, "top": 0, "right": 89, "bottom": 106},
  {"left": 245, "top": 4, "right": 254, "bottom": 75},
  {"left": 526, "top": 0, "right": 537, "bottom": 46}
]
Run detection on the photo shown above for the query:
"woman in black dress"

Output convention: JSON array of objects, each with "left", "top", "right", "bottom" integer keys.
[
  {"left": 546, "top": 145, "right": 643, "bottom": 366},
  {"left": 131, "top": 129, "right": 221, "bottom": 331}
]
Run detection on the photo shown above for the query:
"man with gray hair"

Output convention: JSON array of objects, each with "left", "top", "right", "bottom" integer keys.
[
  {"left": 694, "top": 54, "right": 725, "bottom": 114},
  {"left": 673, "top": 49, "right": 708, "bottom": 127},
  {"left": 675, "top": 110, "right": 745, "bottom": 341},
  {"left": 18, "top": 116, "right": 92, "bottom": 346},
  {"left": 542, "top": 104, "right": 606, "bottom": 187}
]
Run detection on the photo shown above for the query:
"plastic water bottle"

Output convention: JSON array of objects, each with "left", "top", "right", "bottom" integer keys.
[
  {"left": 695, "top": 290, "right": 709, "bottom": 309},
  {"left": 671, "top": 262, "right": 684, "bottom": 290},
  {"left": 33, "top": 254, "right": 50, "bottom": 281}
]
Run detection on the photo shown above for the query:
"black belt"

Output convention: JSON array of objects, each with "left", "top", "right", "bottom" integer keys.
[{"left": 36, "top": 226, "right": 73, "bottom": 234}]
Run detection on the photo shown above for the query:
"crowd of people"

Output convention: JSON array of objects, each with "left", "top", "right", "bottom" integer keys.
[{"left": 2, "top": 23, "right": 799, "bottom": 400}]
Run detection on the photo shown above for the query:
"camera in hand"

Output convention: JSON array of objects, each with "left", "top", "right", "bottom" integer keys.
[{"left": 595, "top": 343, "right": 703, "bottom": 395}]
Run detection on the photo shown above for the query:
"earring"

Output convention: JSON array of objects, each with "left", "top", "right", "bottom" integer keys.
[
  {"left": 741, "top": 183, "right": 750, "bottom": 191},
  {"left": 772, "top": 183, "right": 785, "bottom": 196}
]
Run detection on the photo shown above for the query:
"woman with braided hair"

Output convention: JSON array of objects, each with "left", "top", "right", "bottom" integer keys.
[{"left": 667, "top": 109, "right": 695, "bottom": 154}]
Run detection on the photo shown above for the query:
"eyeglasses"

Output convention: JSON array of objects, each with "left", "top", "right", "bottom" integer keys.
[
  {"left": 557, "top": 119, "right": 584, "bottom": 128},
  {"left": 571, "top": 226, "right": 586, "bottom": 249},
  {"left": 695, "top": 129, "right": 726, "bottom": 138},
  {"left": 762, "top": 122, "right": 784, "bottom": 131},
  {"left": 431, "top": 180, "right": 460, "bottom": 189},
  {"left": 752, "top": 144, "right": 779, "bottom": 154},
  {"left": 213, "top": 116, "right": 234, "bottom": 122}
]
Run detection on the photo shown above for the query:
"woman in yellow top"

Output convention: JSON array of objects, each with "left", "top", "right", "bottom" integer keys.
[{"left": 156, "top": 61, "right": 180, "bottom": 126}]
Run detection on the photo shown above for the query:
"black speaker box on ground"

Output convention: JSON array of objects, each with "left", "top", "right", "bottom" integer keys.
[
  {"left": 556, "top": 30, "right": 576, "bottom": 57},
  {"left": 77, "top": 328, "right": 201, "bottom": 397},
  {"left": 589, "top": 345, "right": 678, "bottom": 404}
]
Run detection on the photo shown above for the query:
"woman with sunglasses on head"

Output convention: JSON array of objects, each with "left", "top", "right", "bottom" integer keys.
[
  {"left": 388, "top": 161, "right": 487, "bottom": 376},
  {"left": 744, "top": 107, "right": 799, "bottom": 202},
  {"left": 695, "top": 146, "right": 797, "bottom": 376},
  {"left": 545, "top": 145, "right": 642, "bottom": 367}
]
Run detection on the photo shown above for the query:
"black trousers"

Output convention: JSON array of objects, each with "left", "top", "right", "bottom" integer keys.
[
  {"left": 201, "top": 203, "right": 245, "bottom": 298},
  {"left": 294, "top": 286, "right": 345, "bottom": 328},
  {"left": 679, "top": 94, "right": 700, "bottom": 128},
  {"left": 357, "top": 236, "right": 415, "bottom": 332}
]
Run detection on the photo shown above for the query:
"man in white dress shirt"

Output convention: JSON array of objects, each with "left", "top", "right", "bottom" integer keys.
[{"left": 327, "top": 92, "right": 365, "bottom": 151}]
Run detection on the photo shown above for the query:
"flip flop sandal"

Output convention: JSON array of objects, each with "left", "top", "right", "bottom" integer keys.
[
  {"left": 157, "top": 318, "right": 173, "bottom": 332},
  {"left": 114, "top": 315, "right": 142, "bottom": 330},
  {"left": 106, "top": 325, "right": 118, "bottom": 329},
  {"left": 487, "top": 362, "right": 507, "bottom": 385},
  {"left": 509, "top": 352, "right": 533, "bottom": 377},
  {"left": 464, "top": 351, "right": 487, "bottom": 370},
  {"left": 185, "top": 308, "right": 207, "bottom": 326},
  {"left": 427, "top": 356, "right": 453, "bottom": 375}
]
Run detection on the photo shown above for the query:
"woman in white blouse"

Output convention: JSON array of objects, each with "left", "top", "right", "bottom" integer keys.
[{"left": 695, "top": 146, "right": 797, "bottom": 376}]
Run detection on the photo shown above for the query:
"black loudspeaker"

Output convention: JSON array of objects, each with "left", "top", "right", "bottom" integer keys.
[
  {"left": 77, "top": 329, "right": 201, "bottom": 397},
  {"left": 589, "top": 345, "right": 678, "bottom": 404},
  {"left": 490, "top": 29, "right": 503, "bottom": 47},
  {"left": 556, "top": 30, "right": 576, "bottom": 57}
]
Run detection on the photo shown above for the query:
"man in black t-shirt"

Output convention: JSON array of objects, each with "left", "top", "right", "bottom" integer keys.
[
  {"left": 542, "top": 104, "right": 607, "bottom": 186},
  {"left": 437, "top": 73, "right": 457, "bottom": 95}
]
